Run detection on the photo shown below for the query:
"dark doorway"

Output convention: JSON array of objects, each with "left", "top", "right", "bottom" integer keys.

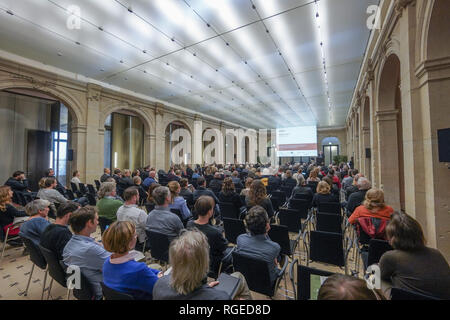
[{"left": 27, "top": 130, "right": 52, "bottom": 191}]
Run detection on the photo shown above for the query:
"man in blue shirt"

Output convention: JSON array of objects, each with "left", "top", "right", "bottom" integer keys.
[
  {"left": 19, "top": 199, "right": 51, "bottom": 246},
  {"left": 236, "top": 206, "right": 281, "bottom": 283},
  {"left": 63, "top": 206, "right": 111, "bottom": 300},
  {"left": 142, "top": 170, "right": 157, "bottom": 190}
]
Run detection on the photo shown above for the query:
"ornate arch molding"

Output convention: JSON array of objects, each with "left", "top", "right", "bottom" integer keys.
[
  {"left": 162, "top": 116, "right": 194, "bottom": 138},
  {"left": 416, "top": 0, "right": 434, "bottom": 63},
  {"left": 0, "top": 78, "right": 85, "bottom": 126},
  {"left": 100, "top": 102, "right": 155, "bottom": 135},
  {"left": 375, "top": 38, "right": 401, "bottom": 95}
]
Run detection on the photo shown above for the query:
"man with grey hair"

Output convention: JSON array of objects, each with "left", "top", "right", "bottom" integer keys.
[
  {"left": 19, "top": 199, "right": 51, "bottom": 245},
  {"left": 146, "top": 186, "right": 184, "bottom": 241},
  {"left": 345, "top": 177, "right": 372, "bottom": 216},
  {"left": 97, "top": 182, "right": 123, "bottom": 222}
]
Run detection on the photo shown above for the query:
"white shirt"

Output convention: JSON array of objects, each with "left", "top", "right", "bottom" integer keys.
[{"left": 116, "top": 204, "right": 148, "bottom": 243}]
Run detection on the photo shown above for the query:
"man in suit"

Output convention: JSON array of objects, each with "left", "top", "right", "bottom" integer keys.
[{"left": 100, "top": 168, "right": 111, "bottom": 183}]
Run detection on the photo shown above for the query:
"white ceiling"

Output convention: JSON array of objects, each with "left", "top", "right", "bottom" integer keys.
[{"left": 0, "top": 0, "right": 377, "bottom": 129}]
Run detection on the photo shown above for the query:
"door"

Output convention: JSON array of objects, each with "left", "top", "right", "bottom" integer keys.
[
  {"left": 27, "top": 130, "right": 52, "bottom": 191},
  {"left": 323, "top": 145, "right": 339, "bottom": 166}
]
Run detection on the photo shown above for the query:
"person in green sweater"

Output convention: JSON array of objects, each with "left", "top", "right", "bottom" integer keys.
[{"left": 96, "top": 182, "right": 123, "bottom": 222}]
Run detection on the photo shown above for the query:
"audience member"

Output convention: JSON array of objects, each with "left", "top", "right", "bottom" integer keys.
[
  {"left": 348, "top": 188, "right": 393, "bottom": 225},
  {"left": 63, "top": 206, "right": 111, "bottom": 300},
  {"left": 318, "top": 274, "right": 382, "bottom": 300},
  {"left": 0, "top": 186, "right": 27, "bottom": 240},
  {"left": 312, "top": 181, "right": 339, "bottom": 208},
  {"left": 153, "top": 229, "right": 252, "bottom": 300},
  {"left": 71, "top": 170, "right": 81, "bottom": 188},
  {"left": 96, "top": 182, "right": 123, "bottom": 222},
  {"left": 102, "top": 221, "right": 162, "bottom": 299},
  {"left": 290, "top": 175, "right": 313, "bottom": 204},
  {"left": 168, "top": 181, "right": 192, "bottom": 221},
  {"left": 18, "top": 199, "right": 51, "bottom": 245},
  {"left": 245, "top": 180, "right": 274, "bottom": 219},
  {"left": 345, "top": 177, "right": 371, "bottom": 216},
  {"left": 240, "top": 177, "right": 253, "bottom": 197},
  {"left": 208, "top": 172, "right": 223, "bottom": 193},
  {"left": 379, "top": 212, "right": 450, "bottom": 299},
  {"left": 218, "top": 177, "right": 243, "bottom": 213},
  {"left": 5, "top": 171, "right": 31, "bottom": 193},
  {"left": 179, "top": 178, "right": 193, "bottom": 198},
  {"left": 133, "top": 176, "right": 148, "bottom": 205},
  {"left": 100, "top": 168, "right": 111, "bottom": 183},
  {"left": 142, "top": 170, "right": 157, "bottom": 190}
]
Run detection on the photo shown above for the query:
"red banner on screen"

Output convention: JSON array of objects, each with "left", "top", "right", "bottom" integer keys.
[{"left": 277, "top": 143, "right": 317, "bottom": 151}]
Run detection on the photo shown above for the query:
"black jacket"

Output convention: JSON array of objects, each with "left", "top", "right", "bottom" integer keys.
[
  {"left": 218, "top": 191, "right": 243, "bottom": 212},
  {"left": 208, "top": 179, "right": 223, "bottom": 193},
  {"left": 346, "top": 189, "right": 368, "bottom": 215},
  {"left": 312, "top": 193, "right": 339, "bottom": 207},
  {"left": 0, "top": 204, "right": 27, "bottom": 230},
  {"left": 193, "top": 187, "right": 219, "bottom": 205},
  {"left": 290, "top": 186, "right": 313, "bottom": 203},
  {"left": 100, "top": 174, "right": 111, "bottom": 183},
  {"left": 5, "top": 178, "right": 29, "bottom": 192}
]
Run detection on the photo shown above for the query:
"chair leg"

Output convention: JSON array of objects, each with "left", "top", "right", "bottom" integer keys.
[
  {"left": 47, "top": 278, "right": 54, "bottom": 300},
  {"left": 41, "top": 269, "right": 48, "bottom": 300},
  {"left": 1, "top": 230, "right": 10, "bottom": 263},
  {"left": 24, "top": 263, "right": 35, "bottom": 296}
]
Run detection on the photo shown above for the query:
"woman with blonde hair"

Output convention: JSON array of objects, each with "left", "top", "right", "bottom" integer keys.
[
  {"left": 152, "top": 229, "right": 252, "bottom": 300},
  {"left": 102, "top": 221, "right": 162, "bottom": 299},
  {"left": 240, "top": 177, "right": 253, "bottom": 197},
  {"left": 245, "top": 179, "right": 274, "bottom": 219},
  {"left": 0, "top": 186, "right": 27, "bottom": 241},
  {"left": 312, "top": 180, "right": 339, "bottom": 207},
  {"left": 167, "top": 181, "right": 192, "bottom": 221},
  {"left": 348, "top": 188, "right": 393, "bottom": 225}
]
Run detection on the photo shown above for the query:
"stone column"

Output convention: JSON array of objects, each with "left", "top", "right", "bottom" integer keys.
[
  {"left": 150, "top": 134, "right": 156, "bottom": 167},
  {"left": 375, "top": 109, "right": 401, "bottom": 211},
  {"left": 192, "top": 116, "right": 203, "bottom": 165},
  {"left": 71, "top": 124, "right": 87, "bottom": 182},
  {"left": 85, "top": 84, "right": 102, "bottom": 184},
  {"left": 154, "top": 105, "right": 165, "bottom": 170}
]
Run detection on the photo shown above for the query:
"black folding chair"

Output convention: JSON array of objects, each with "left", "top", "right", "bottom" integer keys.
[
  {"left": 145, "top": 230, "right": 170, "bottom": 264},
  {"left": 78, "top": 183, "right": 88, "bottom": 195},
  {"left": 390, "top": 287, "right": 440, "bottom": 300},
  {"left": 87, "top": 184, "right": 96, "bottom": 195},
  {"left": 59, "top": 261, "right": 95, "bottom": 300},
  {"left": 38, "top": 245, "right": 69, "bottom": 300},
  {"left": 365, "top": 239, "right": 393, "bottom": 271},
  {"left": 271, "top": 190, "right": 286, "bottom": 204},
  {"left": 308, "top": 230, "right": 351, "bottom": 274},
  {"left": 101, "top": 282, "right": 134, "bottom": 300},
  {"left": 292, "top": 262, "right": 334, "bottom": 300},
  {"left": 219, "top": 202, "right": 240, "bottom": 220},
  {"left": 316, "top": 212, "right": 342, "bottom": 234},
  {"left": 318, "top": 202, "right": 341, "bottom": 215},
  {"left": 66, "top": 189, "right": 76, "bottom": 200},
  {"left": 94, "top": 180, "right": 101, "bottom": 191},
  {"left": 170, "top": 208, "right": 188, "bottom": 227},
  {"left": 21, "top": 236, "right": 48, "bottom": 299},
  {"left": 98, "top": 216, "right": 113, "bottom": 235},
  {"left": 281, "top": 186, "right": 293, "bottom": 198},
  {"left": 307, "top": 182, "right": 318, "bottom": 194},
  {"left": 232, "top": 251, "right": 288, "bottom": 298},
  {"left": 70, "top": 182, "right": 79, "bottom": 194},
  {"left": 268, "top": 224, "right": 299, "bottom": 258},
  {"left": 222, "top": 218, "right": 246, "bottom": 244},
  {"left": 145, "top": 202, "right": 155, "bottom": 214}
]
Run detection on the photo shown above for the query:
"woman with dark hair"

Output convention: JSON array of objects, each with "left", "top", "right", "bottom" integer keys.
[
  {"left": 240, "top": 177, "right": 253, "bottom": 197},
  {"left": 245, "top": 180, "right": 274, "bottom": 219},
  {"left": 379, "top": 211, "right": 450, "bottom": 299},
  {"left": 218, "top": 177, "right": 243, "bottom": 213},
  {"left": 0, "top": 186, "right": 27, "bottom": 244}
]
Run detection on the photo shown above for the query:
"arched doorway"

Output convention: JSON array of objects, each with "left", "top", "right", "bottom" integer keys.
[
  {"left": 321, "top": 137, "right": 341, "bottom": 165},
  {"left": 165, "top": 121, "right": 192, "bottom": 169},
  {"left": 0, "top": 88, "right": 79, "bottom": 190},
  {"left": 103, "top": 110, "right": 145, "bottom": 171},
  {"left": 377, "top": 54, "right": 405, "bottom": 212}
]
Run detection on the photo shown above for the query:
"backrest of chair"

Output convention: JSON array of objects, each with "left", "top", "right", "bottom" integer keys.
[
  {"left": 278, "top": 208, "right": 303, "bottom": 233},
  {"left": 219, "top": 202, "right": 239, "bottom": 219},
  {"left": 281, "top": 186, "right": 293, "bottom": 198},
  {"left": 268, "top": 224, "right": 291, "bottom": 256},
  {"left": 271, "top": 190, "right": 286, "bottom": 203},
  {"left": 232, "top": 251, "right": 274, "bottom": 297},
  {"left": 145, "top": 202, "right": 155, "bottom": 214},
  {"left": 367, "top": 239, "right": 393, "bottom": 266},
  {"left": 101, "top": 282, "right": 134, "bottom": 300},
  {"left": 145, "top": 230, "right": 170, "bottom": 263},
  {"left": 357, "top": 217, "right": 389, "bottom": 244},
  {"left": 310, "top": 230, "right": 344, "bottom": 267},
  {"left": 316, "top": 213, "right": 342, "bottom": 234},
  {"left": 79, "top": 183, "right": 88, "bottom": 194},
  {"left": 183, "top": 193, "right": 194, "bottom": 207},
  {"left": 223, "top": 218, "right": 246, "bottom": 244},
  {"left": 390, "top": 287, "right": 439, "bottom": 300},
  {"left": 38, "top": 245, "right": 67, "bottom": 287},
  {"left": 307, "top": 181, "right": 318, "bottom": 194},
  {"left": 21, "top": 237, "right": 47, "bottom": 270},
  {"left": 94, "top": 180, "right": 101, "bottom": 190},
  {"left": 86, "top": 193, "right": 96, "bottom": 206},
  {"left": 98, "top": 216, "right": 113, "bottom": 234},
  {"left": 288, "top": 199, "right": 309, "bottom": 219},
  {"left": 87, "top": 184, "right": 96, "bottom": 195},
  {"left": 66, "top": 189, "right": 75, "bottom": 200},
  {"left": 297, "top": 265, "right": 333, "bottom": 300},
  {"left": 71, "top": 182, "right": 79, "bottom": 192},
  {"left": 318, "top": 202, "right": 341, "bottom": 215},
  {"left": 60, "top": 261, "right": 94, "bottom": 300}
]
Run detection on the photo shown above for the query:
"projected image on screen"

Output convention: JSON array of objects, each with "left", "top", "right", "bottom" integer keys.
[{"left": 276, "top": 126, "right": 318, "bottom": 157}]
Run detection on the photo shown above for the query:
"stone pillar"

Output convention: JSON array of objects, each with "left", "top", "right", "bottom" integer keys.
[
  {"left": 193, "top": 116, "right": 203, "bottom": 165},
  {"left": 154, "top": 105, "right": 165, "bottom": 170},
  {"left": 375, "top": 109, "right": 401, "bottom": 211},
  {"left": 144, "top": 133, "right": 151, "bottom": 166},
  {"left": 71, "top": 124, "right": 87, "bottom": 182},
  {"left": 150, "top": 134, "right": 156, "bottom": 167},
  {"left": 85, "top": 84, "right": 102, "bottom": 184}
]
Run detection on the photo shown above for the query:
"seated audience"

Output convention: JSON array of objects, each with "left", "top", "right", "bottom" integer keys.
[
  {"left": 345, "top": 173, "right": 364, "bottom": 200},
  {"left": 153, "top": 229, "right": 252, "bottom": 300},
  {"left": 342, "top": 169, "right": 358, "bottom": 190},
  {"left": 208, "top": 172, "right": 223, "bottom": 194},
  {"left": 168, "top": 181, "right": 192, "bottom": 221},
  {"left": 5, "top": 170, "right": 31, "bottom": 194},
  {"left": 218, "top": 177, "right": 243, "bottom": 213},
  {"left": 245, "top": 180, "right": 274, "bottom": 219},
  {"left": 230, "top": 171, "right": 243, "bottom": 189},
  {"left": 142, "top": 170, "right": 157, "bottom": 190},
  {"left": 179, "top": 178, "right": 193, "bottom": 198},
  {"left": 19, "top": 199, "right": 51, "bottom": 245},
  {"left": 281, "top": 170, "right": 297, "bottom": 188},
  {"left": 71, "top": 170, "right": 81, "bottom": 188},
  {"left": 0, "top": 186, "right": 27, "bottom": 240},
  {"left": 307, "top": 168, "right": 321, "bottom": 183},
  {"left": 348, "top": 188, "right": 394, "bottom": 225},
  {"left": 63, "top": 206, "right": 111, "bottom": 300},
  {"left": 327, "top": 168, "right": 341, "bottom": 189},
  {"left": 186, "top": 196, "right": 232, "bottom": 274},
  {"left": 290, "top": 175, "right": 313, "bottom": 204},
  {"left": 112, "top": 169, "right": 122, "bottom": 184},
  {"left": 193, "top": 177, "right": 221, "bottom": 218},
  {"left": 40, "top": 201, "right": 78, "bottom": 261},
  {"left": 45, "top": 168, "right": 66, "bottom": 195},
  {"left": 145, "top": 183, "right": 161, "bottom": 212},
  {"left": 379, "top": 212, "right": 450, "bottom": 299},
  {"left": 116, "top": 187, "right": 148, "bottom": 251},
  {"left": 132, "top": 176, "right": 148, "bottom": 205},
  {"left": 117, "top": 169, "right": 134, "bottom": 196},
  {"left": 318, "top": 274, "right": 382, "bottom": 300},
  {"left": 345, "top": 177, "right": 371, "bottom": 216},
  {"left": 37, "top": 177, "right": 87, "bottom": 211},
  {"left": 146, "top": 186, "right": 184, "bottom": 241},
  {"left": 240, "top": 177, "right": 253, "bottom": 197},
  {"left": 100, "top": 168, "right": 111, "bottom": 183},
  {"left": 236, "top": 206, "right": 280, "bottom": 283},
  {"left": 102, "top": 221, "right": 162, "bottom": 299},
  {"left": 96, "top": 182, "right": 123, "bottom": 222},
  {"left": 322, "top": 176, "right": 340, "bottom": 197},
  {"left": 312, "top": 181, "right": 339, "bottom": 208}
]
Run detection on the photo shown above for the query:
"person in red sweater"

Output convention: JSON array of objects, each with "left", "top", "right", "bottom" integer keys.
[{"left": 348, "top": 188, "right": 394, "bottom": 225}]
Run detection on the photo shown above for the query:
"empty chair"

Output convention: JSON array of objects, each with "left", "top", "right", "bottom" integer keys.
[
  {"left": 316, "top": 212, "right": 342, "bottom": 234},
  {"left": 308, "top": 230, "right": 350, "bottom": 274},
  {"left": 87, "top": 184, "right": 96, "bottom": 195},
  {"left": 66, "top": 189, "right": 76, "bottom": 201},
  {"left": 78, "top": 183, "right": 88, "bottom": 195},
  {"left": 268, "top": 224, "right": 299, "bottom": 258},
  {"left": 277, "top": 208, "right": 307, "bottom": 234},
  {"left": 318, "top": 202, "right": 341, "bottom": 215},
  {"left": 145, "top": 230, "right": 170, "bottom": 264},
  {"left": 86, "top": 193, "right": 96, "bottom": 206},
  {"left": 98, "top": 216, "right": 113, "bottom": 235},
  {"left": 232, "top": 251, "right": 288, "bottom": 298},
  {"left": 94, "top": 180, "right": 101, "bottom": 191},
  {"left": 38, "top": 245, "right": 69, "bottom": 300},
  {"left": 364, "top": 239, "right": 393, "bottom": 271},
  {"left": 21, "top": 236, "right": 48, "bottom": 299},
  {"left": 100, "top": 282, "right": 134, "bottom": 300},
  {"left": 219, "top": 202, "right": 239, "bottom": 220},
  {"left": 222, "top": 217, "right": 246, "bottom": 244}
]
